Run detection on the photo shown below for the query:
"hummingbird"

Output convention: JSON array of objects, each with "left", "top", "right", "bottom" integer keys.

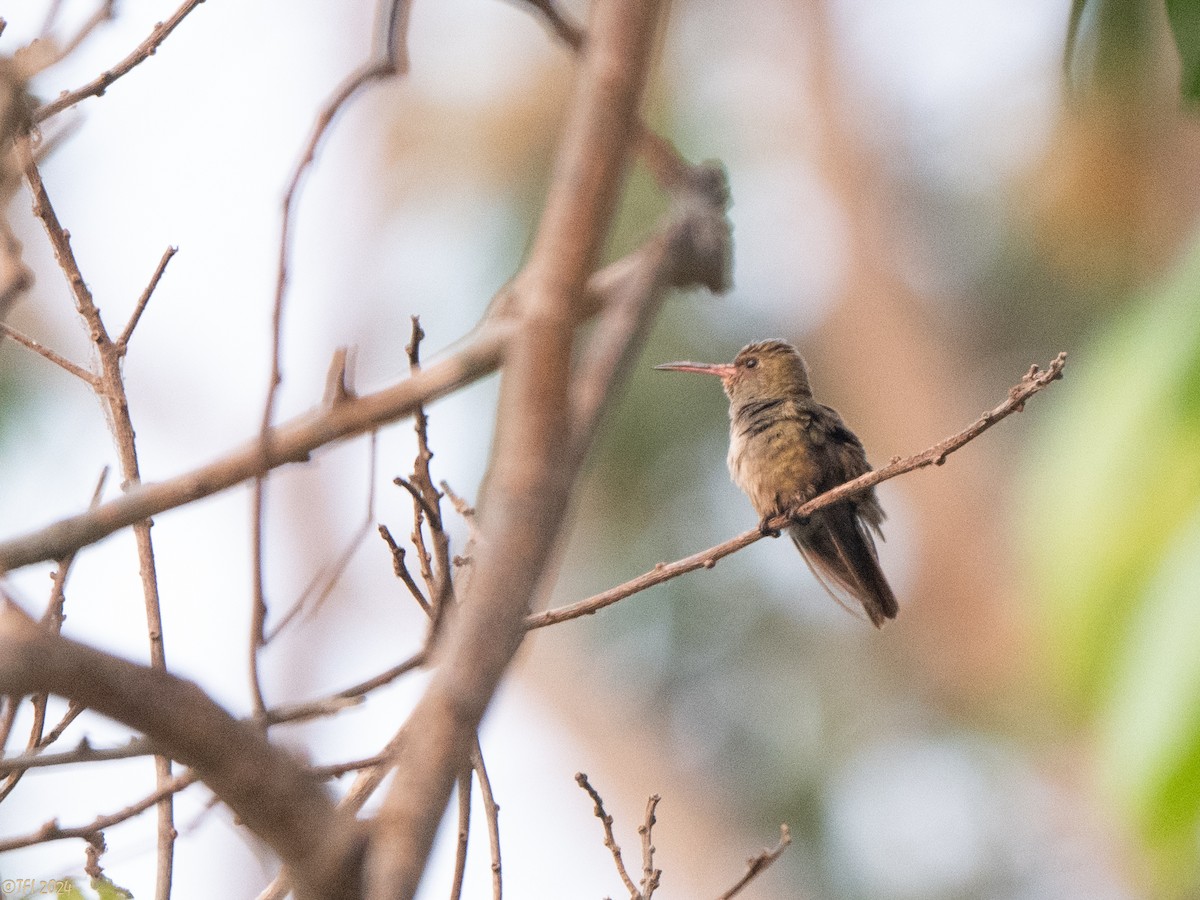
[{"left": 655, "top": 339, "right": 898, "bottom": 627}]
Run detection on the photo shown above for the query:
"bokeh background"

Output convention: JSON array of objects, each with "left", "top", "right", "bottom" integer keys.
[{"left": 2, "top": 0, "right": 1200, "bottom": 898}]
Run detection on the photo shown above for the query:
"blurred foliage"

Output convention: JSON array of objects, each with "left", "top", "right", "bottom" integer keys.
[
  {"left": 1168, "top": 0, "right": 1200, "bottom": 103},
  {"left": 1067, "top": 0, "right": 1180, "bottom": 103},
  {"left": 1025, "top": 234, "right": 1200, "bottom": 894},
  {"left": 1035, "top": 4, "right": 1200, "bottom": 893},
  {"left": 1069, "top": 0, "right": 1200, "bottom": 106}
]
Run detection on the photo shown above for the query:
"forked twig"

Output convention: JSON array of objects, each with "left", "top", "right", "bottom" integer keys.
[
  {"left": 639, "top": 794, "right": 662, "bottom": 897},
  {"left": 576, "top": 772, "right": 640, "bottom": 899}
]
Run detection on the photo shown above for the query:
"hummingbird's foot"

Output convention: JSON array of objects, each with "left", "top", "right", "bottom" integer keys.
[{"left": 758, "top": 515, "right": 782, "bottom": 538}]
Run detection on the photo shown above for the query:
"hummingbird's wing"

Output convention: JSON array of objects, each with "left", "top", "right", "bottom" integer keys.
[
  {"left": 794, "top": 403, "right": 898, "bottom": 626},
  {"left": 790, "top": 509, "right": 897, "bottom": 627}
]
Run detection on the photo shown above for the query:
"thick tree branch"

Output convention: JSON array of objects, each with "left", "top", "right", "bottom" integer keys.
[
  {"left": 366, "top": 2, "right": 666, "bottom": 896},
  {"left": 0, "top": 602, "right": 363, "bottom": 900}
]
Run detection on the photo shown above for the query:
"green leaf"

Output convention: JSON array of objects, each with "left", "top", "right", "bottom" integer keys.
[
  {"left": 1067, "top": 0, "right": 1182, "bottom": 104},
  {"left": 1024, "top": 234, "right": 1200, "bottom": 894},
  {"left": 1099, "top": 505, "right": 1200, "bottom": 890},
  {"left": 1167, "top": 0, "right": 1200, "bottom": 104},
  {"left": 1025, "top": 237, "right": 1200, "bottom": 704}
]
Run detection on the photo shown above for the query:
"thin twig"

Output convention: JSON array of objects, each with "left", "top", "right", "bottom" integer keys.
[
  {"left": 260, "top": 650, "right": 427, "bottom": 727},
  {"left": 248, "top": 42, "right": 407, "bottom": 721},
  {"left": 116, "top": 245, "right": 176, "bottom": 350},
  {"left": 0, "top": 736, "right": 149, "bottom": 774},
  {"left": 41, "top": 466, "right": 107, "bottom": 633},
  {"left": 0, "top": 770, "right": 200, "bottom": 853},
  {"left": 404, "top": 316, "right": 454, "bottom": 618},
  {"left": 449, "top": 770, "right": 472, "bottom": 900},
  {"left": 249, "top": 476, "right": 269, "bottom": 715},
  {"left": 515, "top": 0, "right": 698, "bottom": 194},
  {"left": 20, "top": 137, "right": 178, "bottom": 900},
  {"left": 310, "top": 752, "right": 389, "bottom": 779},
  {"left": 378, "top": 524, "right": 431, "bottom": 612},
  {"left": 714, "top": 825, "right": 791, "bottom": 900},
  {"left": 576, "top": 773, "right": 640, "bottom": 899},
  {"left": 516, "top": 0, "right": 584, "bottom": 49},
  {"left": 0, "top": 321, "right": 96, "bottom": 384},
  {"left": 35, "top": 0, "right": 208, "bottom": 122},
  {"left": 639, "top": 795, "right": 661, "bottom": 898},
  {"left": 0, "top": 650, "right": 426, "bottom": 777},
  {"left": 261, "top": 58, "right": 398, "bottom": 440},
  {"left": 0, "top": 209, "right": 720, "bottom": 574},
  {"left": 0, "top": 696, "right": 18, "bottom": 756},
  {"left": 47, "top": 0, "right": 118, "bottom": 69},
  {"left": 525, "top": 353, "right": 1069, "bottom": 630},
  {"left": 264, "top": 433, "right": 380, "bottom": 642},
  {"left": 471, "top": 741, "right": 503, "bottom": 900}
]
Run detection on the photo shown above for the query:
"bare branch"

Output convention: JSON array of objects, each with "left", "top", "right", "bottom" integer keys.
[
  {"left": 449, "top": 770, "right": 472, "bottom": 900},
  {"left": 0, "top": 320, "right": 510, "bottom": 573},
  {"left": 639, "top": 795, "right": 662, "bottom": 898},
  {"left": 0, "top": 736, "right": 152, "bottom": 774},
  {"left": 526, "top": 353, "right": 1069, "bottom": 630},
  {"left": 471, "top": 742, "right": 503, "bottom": 900},
  {"left": 378, "top": 524, "right": 432, "bottom": 613},
  {"left": 517, "top": 0, "right": 585, "bottom": 50},
  {"left": 45, "top": 0, "right": 118, "bottom": 70},
  {"left": 0, "top": 320, "right": 94, "bottom": 383},
  {"left": 0, "top": 650, "right": 426, "bottom": 777},
  {"left": 19, "top": 134, "right": 181, "bottom": 898},
  {"left": 714, "top": 825, "right": 791, "bottom": 900},
  {"left": 0, "top": 770, "right": 199, "bottom": 853},
  {"left": 0, "top": 602, "right": 363, "bottom": 900},
  {"left": 35, "top": 0, "right": 209, "bottom": 122},
  {"left": 116, "top": 245, "right": 176, "bottom": 350},
  {"left": 383, "top": 0, "right": 414, "bottom": 71},
  {"left": 367, "top": 2, "right": 667, "bottom": 895},
  {"left": 576, "top": 772, "right": 640, "bottom": 899}
]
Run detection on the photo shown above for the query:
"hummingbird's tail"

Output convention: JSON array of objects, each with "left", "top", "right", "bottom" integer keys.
[{"left": 790, "top": 506, "right": 898, "bottom": 627}]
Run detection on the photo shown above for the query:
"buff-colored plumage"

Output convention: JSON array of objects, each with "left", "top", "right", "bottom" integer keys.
[{"left": 657, "top": 340, "right": 898, "bottom": 626}]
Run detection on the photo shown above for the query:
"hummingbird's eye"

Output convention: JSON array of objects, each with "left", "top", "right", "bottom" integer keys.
[{"left": 744, "top": 358, "right": 758, "bottom": 369}]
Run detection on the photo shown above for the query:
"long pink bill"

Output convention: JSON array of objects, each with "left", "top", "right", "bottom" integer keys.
[{"left": 653, "top": 361, "right": 736, "bottom": 377}]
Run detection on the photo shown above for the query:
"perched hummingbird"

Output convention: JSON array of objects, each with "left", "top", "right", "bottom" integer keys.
[{"left": 655, "top": 339, "right": 898, "bottom": 627}]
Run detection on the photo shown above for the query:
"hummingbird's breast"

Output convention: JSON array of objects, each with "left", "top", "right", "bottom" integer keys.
[{"left": 727, "top": 399, "right": 821, "bottom": 518}]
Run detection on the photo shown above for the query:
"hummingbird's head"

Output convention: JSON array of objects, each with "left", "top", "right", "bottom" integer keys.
[{"left": 654, "top": 339, "right": 813, "bottom": 405}]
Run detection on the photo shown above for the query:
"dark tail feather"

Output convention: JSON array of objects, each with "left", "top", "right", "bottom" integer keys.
[{"left": 791, "top": 506, "right": 898, "bottom": 627}]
